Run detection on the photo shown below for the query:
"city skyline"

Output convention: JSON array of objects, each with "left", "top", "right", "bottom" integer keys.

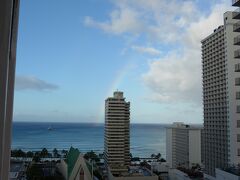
[{"left": 14, "top": 0, "right": 234, "bottom": 124}]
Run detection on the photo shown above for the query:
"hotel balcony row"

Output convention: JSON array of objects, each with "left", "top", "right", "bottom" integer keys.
[
  {"left": 235, "top": 49, "right": 240, "bottom": 58},
  {"left": 233, "top": 22, "right": 240, "bottom": 32},
  {"left": 234, "top": 35, "right": 240, "bottom": 45},
  {"left": 233, "top": 9, "right": 240, "bottom": 19},
  {"left": 233, "top": 0, "right": 240, "bottom": 7}
]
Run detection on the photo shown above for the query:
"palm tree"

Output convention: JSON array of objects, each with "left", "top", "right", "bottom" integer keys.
[
  {"left": 53, "top": 148, "right": 58, "bottom": 158},
  {"left": 40, "top": 148, "right": 48, "bottom": 158},
  {"left": 156, "top": 153, "right": 161, "bottom": 159},
  {"left": 151, "top": 154, "right": 156, "bottom": 159},
  {"left": 26, "top": 151, "right": 34, "bottom": 158}
]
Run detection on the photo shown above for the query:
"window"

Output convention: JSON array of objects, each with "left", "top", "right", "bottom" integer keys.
[
  {"left": 235, "top": 64, "right": 240, "bottom": 72},
  {"left": 237, "top": 120, "right": 240, "bottom": 128},
  {"left": 236, "top": 78, "right": 240, "bottom": 86},
  {"left": 237, "top": 106, "right": 240, "bottom": 113},
  {"left": 237, "top": 92, "right": 240, "bottom": 99},
  {"left": 237, "top": 134, "right": 240, "bottom": 142}
]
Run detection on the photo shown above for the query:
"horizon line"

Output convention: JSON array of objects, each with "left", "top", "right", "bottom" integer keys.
[{"left": 12, "top": 121, "right": 203, "bottom": 125}]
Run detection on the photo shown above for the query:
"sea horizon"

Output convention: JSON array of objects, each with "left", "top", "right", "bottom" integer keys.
[
  {"left": 12, "top": 121, "right": 173, "bottom": 125},
  {"left": 11, "top": 121, "right": 202, "bottom": 158},
  {"left": 11, "top": 121, "right": 169, "bottom": 158},
  {"left": 12, "top": 121, "right": 203, "bottom": 125}
]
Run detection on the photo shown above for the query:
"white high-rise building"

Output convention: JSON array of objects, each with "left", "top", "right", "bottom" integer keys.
[
  {"left": 104, "top": 91, "right": 130, "bottom": 176},
  {"left": 166, "top": 122, "right": 202, "bottom": 169},
  {"left": 202, "top": 5, "right": 240, "bottom": 177}
]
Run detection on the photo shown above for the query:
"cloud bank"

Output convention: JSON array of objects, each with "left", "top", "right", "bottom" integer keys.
[
  {"left": 15, "top": 75, "right": 59, "bottom": 91},
  {"left": 131, "top": 46, "right": 161, "bottom": 56},
  {"left": 84, "top": 0, "right": 233, "bottom": 106}
]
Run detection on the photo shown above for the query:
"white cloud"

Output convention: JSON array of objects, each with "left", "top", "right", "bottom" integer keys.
[
  {"left": 131, "top": 45, "right": 161, "bottom": 56},
  {"left": 142, "top": 1, "right": 233, "bottom": 105},
  {"left": 84, "top": 0, "right": 199, "bottom": 42},
  {"left": 15, "top": 75, "right": 59, "bottom": 91},
  {"left": 143, "top": 49, "right": 201, "bottom": 105},
  {"left": 84, "top": 0, "right": 233, "bottom": 106},
  {"left": 84, "top": 5, "right": 143, "bottom": 35}
]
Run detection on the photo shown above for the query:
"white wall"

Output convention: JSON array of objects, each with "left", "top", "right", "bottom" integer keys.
[
  {"left": 189, "top": 130, "right": 201, "bottom": 166},
  {"left": 224, "top": 11, "right": 240, "bottom": 165},
  {"left": 56, "top": 160, "right": 67, "bottom": 180},
  {"left": 166, "top": 128, "right": 173, "bottom": 168}
]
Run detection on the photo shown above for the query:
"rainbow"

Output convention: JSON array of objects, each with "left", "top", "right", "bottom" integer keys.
[{"left": 96, "top": 62, "right": 134, "bottom": 123}]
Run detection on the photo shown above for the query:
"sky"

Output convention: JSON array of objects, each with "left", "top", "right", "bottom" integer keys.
[{"left": 14, "top": 0, "right": 234, "bottom": 124}]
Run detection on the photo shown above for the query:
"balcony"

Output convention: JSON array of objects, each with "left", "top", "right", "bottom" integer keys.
[
  {"left": 234, "top": 35, "right": 240, "bottom": 45},
  {"left": 235, "top": 50, "right": 240, "bottom": 58},
  {"left": 235, "top": 64, "right": 240, "bottom": 72},
  {"left": 233, "top": 9, "right": 240, "bottom": 19},
  {"left": 233, "top": 0, "right": 240, "bottom": 7},
  {"left": 233, "top": 22, "right": 240, "bottom": 32},
  {"left": 236, "top": 78, "right": 240, "bottom": 86}
]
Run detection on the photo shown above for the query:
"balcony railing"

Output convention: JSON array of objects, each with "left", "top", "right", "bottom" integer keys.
[
  {"left": 234, "top": 35, "right": 240, "bottom": 45},
  {"left": 233, "top": 0, "right": 240, "bottom": 7},
  {"left": 235, "top": 50, "right": 240, "bottom": 58},
  {"left": 233, "top": 9, "right": 240, "bottom": 19},
  {"left": 234, "top": 22, "right": 240, "bottom": 32},
  {"left": 236, "top": 64, "right": 240, "bottom": 72}
]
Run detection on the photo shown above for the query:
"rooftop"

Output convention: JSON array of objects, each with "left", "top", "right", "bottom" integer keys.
[
  {"left": 129, "top": 166, "right": 152, "bottom": 176},
  {"left": 177, "top": 166, "right": 203, "bottom": 179},
  {"left": 221, "top": 165, "right": 240, "bottom": 176},
  {"left": 66, "top": 146, "right": 80, "bottom": 178},
  {"left": 167, "top": 122, "right": 203, "bottom": 130}
]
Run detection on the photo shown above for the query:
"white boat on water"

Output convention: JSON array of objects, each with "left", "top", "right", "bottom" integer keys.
[{"left": 48, "top": 126, "right": 53, "bottom": 131}]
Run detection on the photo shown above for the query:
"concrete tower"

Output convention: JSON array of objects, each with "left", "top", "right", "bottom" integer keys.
[
  {"left": 104, "top": 91, "right": 130, "bottom": 176},
  {"left": 202, "top": 7, "right": 240, "bottom": 177}
]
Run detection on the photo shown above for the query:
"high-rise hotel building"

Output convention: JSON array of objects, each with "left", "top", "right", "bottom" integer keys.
[
  {"left": 104, "top": 91, "right": 130, "bottom": 176},
  {"left": 166, "top": 123, "right": 202, "bottom": 169},
  {"left": 202, "top": 3, "right": 240, "bottom": 177}
]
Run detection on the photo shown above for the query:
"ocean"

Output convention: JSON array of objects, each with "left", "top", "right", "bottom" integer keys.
[{"left": 11, "top": 122, "right": 167, "bottom": 158}]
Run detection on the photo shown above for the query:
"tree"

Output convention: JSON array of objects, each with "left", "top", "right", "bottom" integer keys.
[
  {"left": 40, "top": 148, "right": 48, "bottom": 158},
  {"left": 84, "top": 151, "right": 100, "bottom": 162},
  {"left": 26, "top": 151, "right": 34, "bottom": 157},
  {"left": 48, "top": 153, "right": 53, "bottom": 158},
  {"left": 61, "top": 149, "right": 68, "bottom": 158},
  {"left": 32, "top": 155, "right": 41, "bottom": 162},
  {"left": 156, "top": 153, "right": 161, "bottom": 159},
  {"left": 151, "top": 154, "right": 156, "bottom": 158},
  {"left": 160, "top": 158, "right": 166, "bottom": 162},
  {"left": 11, "top": 149, "right": 26, "bottom": 157},
  {"left": 140, "top": 160, "right": 148, "bottom": 167},
  {"left": 53, "top": 148, "right": 59, "bottom": 158}
]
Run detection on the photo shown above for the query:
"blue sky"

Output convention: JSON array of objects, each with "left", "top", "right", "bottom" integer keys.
[{"left": 14, "top": 0, "right": 234, "bottom": 124}]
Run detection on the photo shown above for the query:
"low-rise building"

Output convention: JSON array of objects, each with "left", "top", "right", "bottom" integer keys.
[
  {"left": 168, "top": 168, "right": 203, "bottom": 180},
  {"left": 9, "top": 161, "right": 26, "bottom": 180},
  {"left": 107, "top": 166, "right": 158, "bottom": 180}
]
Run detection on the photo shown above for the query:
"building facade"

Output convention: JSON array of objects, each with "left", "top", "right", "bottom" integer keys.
[
  {"left": 202, "top": 4, "right": 240, "bottom": 177},
  {"left": 0, "top": 1, "right": 20, "bottom": 179},
  {"left": 104, "top": 91, "right": 130, "bottom": 176},
  {"left": 166, "top": 122, "right": 202, "bottom": 169}
]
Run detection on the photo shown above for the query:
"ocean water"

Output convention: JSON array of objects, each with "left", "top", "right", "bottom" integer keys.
[{"left": 11, "top": 122, "right": 167, "bottom": 158}]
